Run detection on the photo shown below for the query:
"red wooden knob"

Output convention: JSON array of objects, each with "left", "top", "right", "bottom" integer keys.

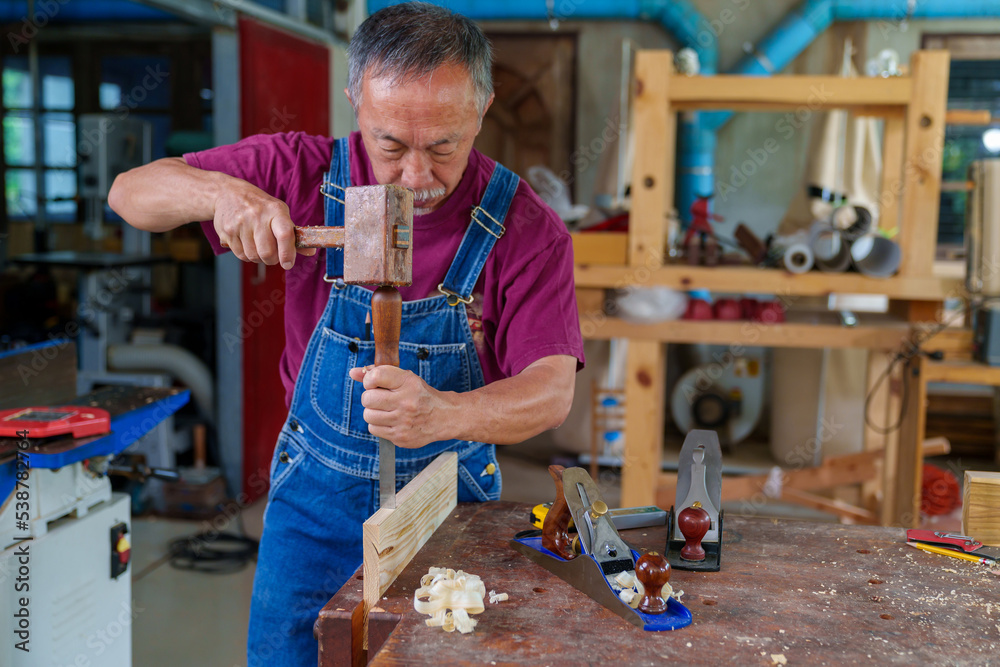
[
  {"left": 635, "top": 551, "right": 671, "bottom": 614},
  {"left": 678, "top": 505, "right": 711, "bottom": 561}
]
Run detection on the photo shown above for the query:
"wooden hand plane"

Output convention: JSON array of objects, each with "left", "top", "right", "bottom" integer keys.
[{"left": 510, "top": 466, "right": 692, "bottom": 631}]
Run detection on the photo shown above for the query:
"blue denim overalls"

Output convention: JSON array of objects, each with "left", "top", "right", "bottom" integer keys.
[{"left": 247, "top": 138, "right": 517, "bottom": 666}]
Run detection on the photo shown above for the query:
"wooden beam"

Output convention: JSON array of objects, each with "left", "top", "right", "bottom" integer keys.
[
  {"left": 629, "top": 51, "right": 672, "bottom": 269},
  {"left": 669, "top": 74, "right": 912, "bottom": 108},
  {"left": 923, "top": 360, "right": 1000, "bottom": 384},
  {"left": 362, "top": 452, "right": 457, "bottom": 648},
  {"left": 879, "top": 115, "right": 905, "bottom": 234},
  {"left": 572, "top": 232, "right": 628, "bottom": 266},
  {"left": 945, "top": 109, "right": 992, "bottom": 125},
  {"left": 781, "top": 488, "right": 879, "bottom": 525},
  {"left": 898, "top": 51, "right": 950, "bottom": 278},
  {"left": 862, "top": 351, "right": 892, "bottom": 515},
  {"left": 893, "top": 356, "right": 927, "bottom": 527},
  {"left": 621, "top": 340, "right": 665, "bottom": 507},
  {"left": 579, "top": 317, "right": 908, "bottom": 350},
  {"left": 574, "top": 264, "right": 961, "bottom": 300}
]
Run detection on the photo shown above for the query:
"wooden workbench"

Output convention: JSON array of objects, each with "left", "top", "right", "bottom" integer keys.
[{"left": 316, "top": 502, "right": 1000, "bottom": 665}]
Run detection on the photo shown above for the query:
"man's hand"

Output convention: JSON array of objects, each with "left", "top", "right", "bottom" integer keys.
[
  {"left": 213, "top": 178, "right": 315, "bottom": 270},
  {"left": 108, "top": 157, "right": 314, "bottom": 271},
  {"left": 348, "top": 365, "right": 447, "bottom": 449}
]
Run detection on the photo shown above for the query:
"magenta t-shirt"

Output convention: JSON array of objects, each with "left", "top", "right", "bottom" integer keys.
[{"left": 185, "top": 131, "right": 584, "bottom": 407}]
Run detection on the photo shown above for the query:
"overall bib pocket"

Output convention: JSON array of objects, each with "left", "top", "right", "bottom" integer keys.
[{"left": 311, "top": 326, "right": 473, "bottom": 441}]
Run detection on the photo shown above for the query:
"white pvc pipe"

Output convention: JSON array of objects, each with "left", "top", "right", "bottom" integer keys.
[{"left": 108, "top": 343, "right": 215, "bottom": 424}]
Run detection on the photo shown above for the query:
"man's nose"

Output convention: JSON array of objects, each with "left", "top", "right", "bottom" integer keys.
[{"left": 399, "top": 151, "right": 434, "bottom": 191}]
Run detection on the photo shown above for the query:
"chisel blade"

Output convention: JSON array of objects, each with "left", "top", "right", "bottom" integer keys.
[{"left": 379, "top": 437, "right": 396, "bottom": 509}]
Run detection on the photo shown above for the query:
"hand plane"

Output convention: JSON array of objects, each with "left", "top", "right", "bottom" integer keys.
[{"left": 510, "top": 465, "right": 692, "bottom": 631}]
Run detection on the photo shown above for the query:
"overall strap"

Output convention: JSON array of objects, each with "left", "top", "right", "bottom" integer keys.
[
  {"left": 322, "top": 137, "right": 351, "bottom": 281},
  {"left": 438, "top": 163, "right": 520, "bottom": 305}
]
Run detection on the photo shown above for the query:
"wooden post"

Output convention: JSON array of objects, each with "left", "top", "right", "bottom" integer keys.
[
  {"left": 898, "top": 51, "right": 950, "bottom": 278},
  {"left": 878, "top": 115, "right": 905, "bottom": 235},
  {"left": 362, "top": 452, "right": 457, "bottom": 649},
  {"left": 629, "top": 50, "right": 673, "bottom": 269},
  {"left": 893, "top": 356, "right": 927, "bottom": 527},
  {"left": 621, "top": 340, "right": 665, "bottom": 507}
]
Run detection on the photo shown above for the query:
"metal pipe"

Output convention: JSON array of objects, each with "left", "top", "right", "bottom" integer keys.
[{"left": 850, "top": 234, "right": 901, "bottom": 277}]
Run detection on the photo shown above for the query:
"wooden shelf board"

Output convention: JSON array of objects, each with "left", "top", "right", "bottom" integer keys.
[
  {"left": 580, "top": 316, "right": 909, "bottom": 350},
  {"left": 924, "top": 360, "right": 1000, "bottom": 385},
  {"left": 574, "top": 264, "right": 961, "bottom": 301},
  {"left": 668, "top": 74, "right": 912, "bottom": 109}
]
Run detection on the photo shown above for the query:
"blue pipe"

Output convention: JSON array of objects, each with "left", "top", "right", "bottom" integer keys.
[
  {"left": 369, "top": 0, "right": 717, "bottom": 224},
  {"left": 367, "top": 0, "right": 716, "bottom": 72},
  {"left": 0, "top": 0, "right": 174, "bottom": 23}
]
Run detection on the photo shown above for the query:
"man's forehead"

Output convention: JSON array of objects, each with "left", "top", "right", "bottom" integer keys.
[{"left": 373, "top": 129, "right": 462, "bottom": 146}]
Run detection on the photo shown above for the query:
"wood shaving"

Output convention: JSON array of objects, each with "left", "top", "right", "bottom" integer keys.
[
  {"left": 610, "top": 570, "right": 683, "bottom": 605},
  {"left": 488, "top": 590, "right": 508, "bottom": 604},
  {"left": 413, "top": 568, "right": 486, "bottom": 634},
  {"left": 771, "top": 653, "right": 787, "bottom": 665}
]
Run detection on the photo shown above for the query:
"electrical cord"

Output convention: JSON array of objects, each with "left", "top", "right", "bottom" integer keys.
[
  {"left": 862, "top": 305, "right": 965, "bottom": 435},
  {"left": 168, "top": 532, "right": 259, "bottom": 574}
]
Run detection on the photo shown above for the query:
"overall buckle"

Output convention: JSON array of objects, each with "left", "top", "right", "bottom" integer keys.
[{"left": 437, "top": 284, "right": 474, "bottom": 307}]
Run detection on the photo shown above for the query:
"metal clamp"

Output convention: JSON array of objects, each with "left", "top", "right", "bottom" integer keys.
[
  {"left": 437, "top": 283, "right": 474, "bottom": 306},
  {"left": 471, "top": 206, "right": 505, "bottom": 240},
  {"left": 323, "top": 276, "right": 347, "bottom": 289},
  {"left": 319, "top": 181, "right": 346, "bottom": 205}
]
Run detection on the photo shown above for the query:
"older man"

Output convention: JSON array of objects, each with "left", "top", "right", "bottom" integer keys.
[{"left": 110, "top": 2, "right": 583, "bottom": 663}]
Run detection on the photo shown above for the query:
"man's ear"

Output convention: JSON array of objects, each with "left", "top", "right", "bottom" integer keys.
[{"left": 477, "top": 93, "right": 495, "bottom": 132}]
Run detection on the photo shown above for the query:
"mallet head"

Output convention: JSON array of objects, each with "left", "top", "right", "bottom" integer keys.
[{"left": 344, "top": 184, "right": 413, "bottom": 287}]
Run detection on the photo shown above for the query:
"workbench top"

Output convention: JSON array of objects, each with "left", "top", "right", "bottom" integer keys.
[{"left": 317, "top": 502, "right": 1000, "bottom": 666}]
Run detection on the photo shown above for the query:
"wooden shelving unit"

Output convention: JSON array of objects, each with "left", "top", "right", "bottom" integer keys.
[{"left": 573, "top": 49, "right": 956, "bottom": 527}]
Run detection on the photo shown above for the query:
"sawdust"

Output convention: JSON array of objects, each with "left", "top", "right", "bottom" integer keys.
[{"left": 771, "top": 653, "right": 787, "bottom": 665}]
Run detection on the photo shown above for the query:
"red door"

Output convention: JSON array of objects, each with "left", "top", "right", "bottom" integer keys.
[{"left": 238, "top": 16, "right": 330, "bottom": 502}]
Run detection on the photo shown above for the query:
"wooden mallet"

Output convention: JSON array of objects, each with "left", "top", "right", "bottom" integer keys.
[{"left": 295, "top": 184, "right": 413, "bottom": 508}]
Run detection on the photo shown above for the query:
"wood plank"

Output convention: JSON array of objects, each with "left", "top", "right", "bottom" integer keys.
[
  {"left": 920, "top": 328, "right": 974, "bottom": 360},
  {"left": 579, "top": 317, "right": 908, "bottom": 350},
  {"left": 893, "top": 355, "right": 927, "bottom": 528},
  {"left": 629, "top": 50, "right": 672, "bottom": 269},
  {"left": 620, "top": 340, "right": 664, "bottom": 507},
  {"left": 923, "top": 360, "right": 1000, "bottom": 385},
  {"left": 671, "top": 101, "right": 905, "bottom": 116},
  {"left": 362, "top": 452, "right": 457, "bottom": 649},
  {"left": 945, "top": 109, "right": 992, "bottom": 125},
  {"left": 669, "top": 74, "right": 912, "bottom": 108},
  {"left": 862, "top": 351, "right": 892, "bottom": 514},
  {"left": 781, "top": 488, "right": 879, "bottom": 525},
  {"left": 574, "top": 264, "right": 961, "bottom": 300},
  {"left": 571, "top": 232, "right": 628, "bottom": 266},
  {"left": 898, "top": 51, "right": 950, "bottom": 278},
  {"left": 879, "top": 115, "right": 905, "bottom": 234}
]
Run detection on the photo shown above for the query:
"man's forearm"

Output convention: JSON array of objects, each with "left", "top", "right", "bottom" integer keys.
[
  {"left": 109, "top": 157, "right": 226, "bottom": 232},
  {"left": 439, "top": 355, "right": 576, "bottom": 445}
]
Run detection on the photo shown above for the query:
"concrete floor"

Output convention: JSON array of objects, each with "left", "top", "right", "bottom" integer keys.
[{"left": 128, "top": 435, "right": 979, "bottom": 666}]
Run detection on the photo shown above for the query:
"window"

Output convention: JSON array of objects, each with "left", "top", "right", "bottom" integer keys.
[{"left": 2, "top": 55, "right": 77, "bottom": 221}]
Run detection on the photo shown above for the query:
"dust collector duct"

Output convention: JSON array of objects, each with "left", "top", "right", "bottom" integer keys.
[{"left": 107, "top": 344, "right": 215, "bottom": 424}]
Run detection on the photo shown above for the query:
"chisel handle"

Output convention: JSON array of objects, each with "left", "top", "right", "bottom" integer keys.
[{"left": 372, "top": 286, "right": 401, "bottom": 368}]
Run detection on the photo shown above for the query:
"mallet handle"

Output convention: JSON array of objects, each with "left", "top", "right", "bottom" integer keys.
[
  {"left": 371, "top": 286, "right": 401, "bottom": 368},
  {"left": 294, "top": 226, "right": 345, "bottom": 249}
]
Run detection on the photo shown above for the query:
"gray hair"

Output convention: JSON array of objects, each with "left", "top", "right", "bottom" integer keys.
[{"left": 347, "top": 2, "right": 494, "bottom": 115}]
